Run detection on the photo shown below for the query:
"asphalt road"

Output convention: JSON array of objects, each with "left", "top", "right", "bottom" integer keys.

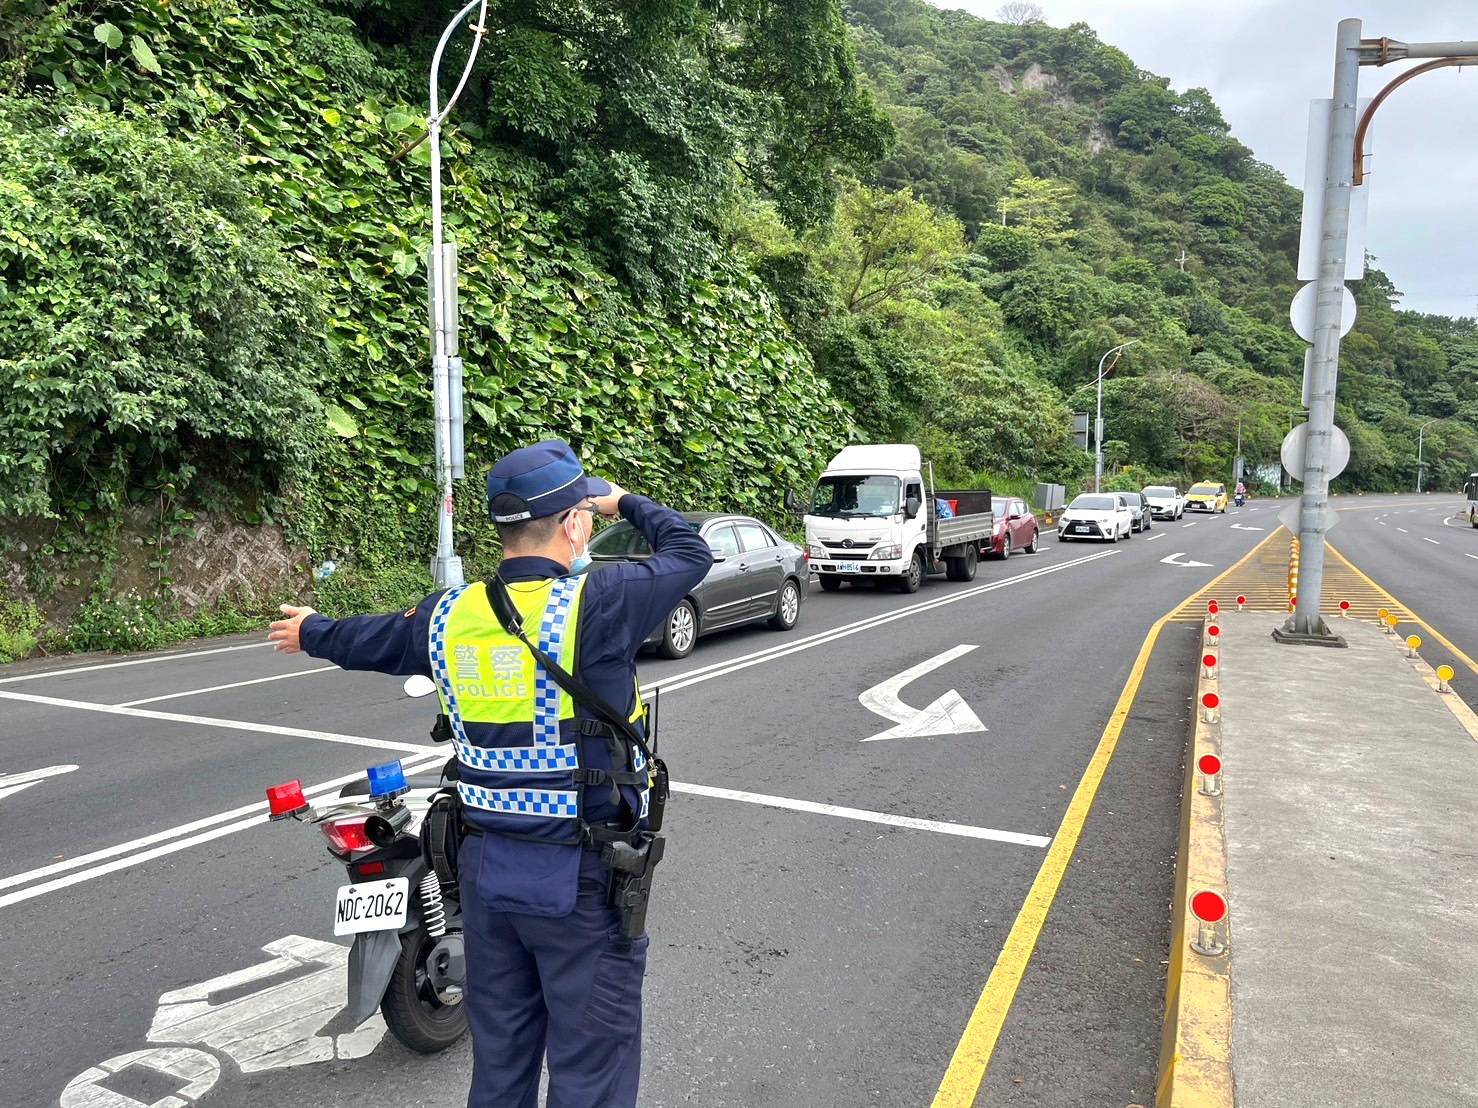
[{"left": 7, "top": 496, "right": 1448, "bottom": 1108}]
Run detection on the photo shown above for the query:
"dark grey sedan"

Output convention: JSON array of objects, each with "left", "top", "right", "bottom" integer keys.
[{"left": 585, "top": 512, "right": 807, "bottom": 659}]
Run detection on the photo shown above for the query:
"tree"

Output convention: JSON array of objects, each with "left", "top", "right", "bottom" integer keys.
[
  {"left": 996, "top": 2, "right": 1045, "bottom": 26},
  {"left": 997, "top": 175, "right": 1076, "bottom": 245},
  {"left": 815, "top": 180, "right": 966, "bottom": 313}
]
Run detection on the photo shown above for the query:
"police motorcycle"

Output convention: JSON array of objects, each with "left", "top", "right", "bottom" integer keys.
[{"left": 264, "top": 674, "right": 468, "bottom": 1054}]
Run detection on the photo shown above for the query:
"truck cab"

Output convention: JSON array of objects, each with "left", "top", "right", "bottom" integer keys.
[{"left": 804, "top": 444, "right": 994, "bottom": 593}]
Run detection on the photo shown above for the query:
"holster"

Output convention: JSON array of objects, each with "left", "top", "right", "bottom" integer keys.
[
  {"left": 602, "top": 832, "right": 666, "bottom": 939},
  {"left": 420, "top": 789, "right": 464, "bottom": 888}
]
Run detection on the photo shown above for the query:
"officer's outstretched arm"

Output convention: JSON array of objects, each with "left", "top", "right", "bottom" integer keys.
[{"left": 293, "top": 591, "right": 443, "bottom": 676}]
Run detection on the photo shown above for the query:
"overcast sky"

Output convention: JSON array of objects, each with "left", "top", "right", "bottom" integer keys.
[{"left": 929, "top": 1, "right": 1478, "bottom": 319}]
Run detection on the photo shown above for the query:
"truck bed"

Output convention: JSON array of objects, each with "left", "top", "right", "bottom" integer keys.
[{"left": 928, "top": 488, "right": 993, "bottom": 552}]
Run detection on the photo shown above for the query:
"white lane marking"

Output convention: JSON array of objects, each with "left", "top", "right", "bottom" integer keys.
[
  {"left": 1230, "top": 524, "right": 1265, "bottom": 531},
  {"left": 646, "top": 549, "right": 1120, "bottom": 696},
  {"left": 0, "top": 764, "right": 78, "bottom": 802},
  {"left": 62, "top": 1046, "right": 220, "bottom": 1108},
  {"left": 1378, "top": 520, "right": 1387, "bottom": 526},
  {"left": 1467, "top": 554, "right": 1478, "bottom": 562},
  {"left": 114, "top": 665, "right": 339, "bottom": 707},
  {"left": 1424, "top": 537, "right": 1441, "bottom": 545},
  {"left": 1397, "top": 527, "right": 1410, "bottom": 533},
  {"left": 62, "top": 936, "right": 388, "bottom": 1105},
  {"left": 0, "top": 753, "right": 444, "bottom": 906},
  {"left": 147, "top": 935, "right": 386, "bottom": 1072},
  {"left": 1161, "top": 552, "right": 1213, "bottom": 568},
  {"left": 0, "top": 690, "right": 429, "bottom": 755},
  {"left": 673, "top": 782, "right": 1050, "bottom": 847},
  {"left": 858, "top": 644, "right": 986, "bottom": 742},
  {"left": 1145, "top": 533, "right": 1167, "bottom": 542},
  {"left": 0, "top": 641, "right": 268, "bottom": 686},
  {"left": 1442, "top": 515, "right": 1473, "bottom": 529},
  {"left": 1182, "top": 520, "right": 1198, "bottom": 528}
]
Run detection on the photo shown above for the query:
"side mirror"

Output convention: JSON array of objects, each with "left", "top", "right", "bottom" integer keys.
[
  {"left": 905, "top": 496, "right": 921, "bottom": 519},
  {"left": 403, "top": 674, "right": 436, "bottom": 699},
  {"left": 709, "top": 548, "right": 728, "bottom": 563},
  {"left": 784, "top": 489, "right": 799, "bottom": 512}
]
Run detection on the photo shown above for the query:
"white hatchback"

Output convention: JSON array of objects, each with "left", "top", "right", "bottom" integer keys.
[{"left": 1057, "top": 493, "right": 1135, "bottom": 543}]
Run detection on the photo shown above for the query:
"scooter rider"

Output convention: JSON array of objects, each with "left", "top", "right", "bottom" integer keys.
[{"left": 268, "top": 439, "right": 712, "bottom": 1107}]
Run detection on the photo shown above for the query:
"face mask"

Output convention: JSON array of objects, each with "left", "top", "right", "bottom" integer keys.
[{"left": 566, "top": 514, "right": 591, "bottom": 574}]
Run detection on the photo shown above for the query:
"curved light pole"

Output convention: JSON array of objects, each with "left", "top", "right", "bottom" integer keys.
[
  {"left": 427, "top": 0, "right": 490, "bottom": 590},
  {"left": 1092, "top": 340, "right": 1138, "bottom": 493},
  {"left": 1416, "top": 417, "right": 1443, "bottom": 493}
]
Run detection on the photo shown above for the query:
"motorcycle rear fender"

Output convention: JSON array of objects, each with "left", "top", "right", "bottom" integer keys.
[{"left": 344, "top": 855, "right": 436, "bottom": 1026}]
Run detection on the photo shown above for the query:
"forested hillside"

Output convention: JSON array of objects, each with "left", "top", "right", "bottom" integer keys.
[
  {"left": 2, "top": 0, "right": 1474, "bottom": 655},
  {"left": 796, "top": 0, "right": 1477, "bottom": 491}
]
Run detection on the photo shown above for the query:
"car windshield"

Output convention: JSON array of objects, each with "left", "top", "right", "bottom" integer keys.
[
  {"left": 1190, "top": 484, "right": 1219, "bottom": 494},
  {"left": 1144, "top": 486, "right": 1176, "bottom": 497},
  {"left": 1069, "top": 495, "right": 1115, "bottom": 511},
  {"left": 811, "top": 475, "right": 902, "bottom": 518}
]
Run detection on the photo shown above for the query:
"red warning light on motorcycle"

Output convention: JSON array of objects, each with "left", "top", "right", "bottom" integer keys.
[{"left": 267, "top": 780, "right": 309, "bottom": 820}]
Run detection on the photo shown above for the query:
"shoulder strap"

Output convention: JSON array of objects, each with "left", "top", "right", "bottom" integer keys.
[{"left": 486, "top": 577, "right": 657, "bottom": 765}]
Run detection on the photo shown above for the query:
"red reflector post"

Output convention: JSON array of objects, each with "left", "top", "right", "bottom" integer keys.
[
  {"left": 1207, "top": 600, "right": 1219, "bottom": 615},
  {"left": 1198, "top": 753, "right": 1223, "bottom": 796},
  {"left": 1206, "top": 624, "right": 1220, "bottom": 638},
  {"left": 1202, "top": 653, "right": 1217, "bottom": 676},
  {"left": 1202, "top": 691, "right": 1220, "bottom": 722},
  {"left": 1190, "top": 889, "right": 1228, "bottom": 956},
  {"left": 1191, "top": 889, "right": 1227, "bottom": 924},
  {"left": 1236, "top": 595, "right": 1246, "bottom": 611},
  {"left": 267, "top": 780, "right": 309, "bottom": 821}
]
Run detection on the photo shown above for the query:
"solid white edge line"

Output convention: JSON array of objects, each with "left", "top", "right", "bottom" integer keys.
[
  {"left": 672, "top": 782, "right": 1050, "bottom": 847},
  {"left": 0, "top": 752, "right": 446, "bottom": 902},
  {"left": 0, "top": 690, "right": 428, "bottom": 755},
  {"left": 0, "top": 641, "right": 269, "bottom": 685},
  {"left": 114, "top": 665, "right": 340, "bottom": 707}
]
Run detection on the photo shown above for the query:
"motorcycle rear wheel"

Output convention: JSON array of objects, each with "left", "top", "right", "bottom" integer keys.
[{"left": 381, "top": 929, "right": 469, "bottom": 1053}]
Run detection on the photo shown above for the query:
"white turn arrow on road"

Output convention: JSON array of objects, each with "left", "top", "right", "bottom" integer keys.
[
  {"left": 1230, "top": 524, "right": 1265, "bottom": 531},
  {"left": 859, "top": 645, "right": 987, "bottom": 742},
  {"left": 1161, "top": 552, "right": 1213, "bottom": 568},
  {"left": 0, "top": 764, "right": 78, "bottom": 802}
]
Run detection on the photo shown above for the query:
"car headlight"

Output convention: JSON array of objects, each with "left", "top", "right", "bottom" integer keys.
[
  {"left": 808, "top": 544, "right": 827, "bottom": 560},
  {"left": 869, "top": 543, "right": 902, "bottom": 560}
]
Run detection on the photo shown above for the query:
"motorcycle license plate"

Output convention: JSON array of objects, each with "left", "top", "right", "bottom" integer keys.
[
  {"left": 333, "top": 877, "right": 409, "bottom": 937},
  {"left": 835, "top": 561, "right": 859, "bottom": 573}
]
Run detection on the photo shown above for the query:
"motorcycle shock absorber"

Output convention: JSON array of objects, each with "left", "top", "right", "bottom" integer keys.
[{"left": 420, "top": 871, "right": 447, "bottom": 939}]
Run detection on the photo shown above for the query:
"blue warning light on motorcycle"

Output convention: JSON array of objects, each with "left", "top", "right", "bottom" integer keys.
[{"left": 367, "top": 759, "right": 407, "bottom": 798}]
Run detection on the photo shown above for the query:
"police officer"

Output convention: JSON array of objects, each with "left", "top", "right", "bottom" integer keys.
[{"left": 268, "top": 440, "right": 712, "bottom": 1107}]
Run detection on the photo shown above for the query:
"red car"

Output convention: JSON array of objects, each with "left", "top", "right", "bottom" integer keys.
[{"left": 990, "top": 496, "right": 1039, "bottom": 558}]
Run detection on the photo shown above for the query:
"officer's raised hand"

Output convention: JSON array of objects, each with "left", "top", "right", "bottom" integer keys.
[{"left": 591, "top": 483, "right": 630, "bottom": 520}]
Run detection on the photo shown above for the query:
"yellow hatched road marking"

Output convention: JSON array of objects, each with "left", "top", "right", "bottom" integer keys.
[{"left": 928, "top": 532, "right": 1277, "bottom": 1107}]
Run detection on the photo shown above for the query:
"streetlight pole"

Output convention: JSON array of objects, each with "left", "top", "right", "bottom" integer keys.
[
  {"left": 1417, "top": 418, "right": 1441, "bottom": 493},
  {"left": 1283, "top": 18, "right": 1361, "bottom": 643},
  {"left": 425, "top": 0, "right": 489, "bottom": 590},
  {"left": 1093, "top": 340, "right": 1138, "bottom": 493}
]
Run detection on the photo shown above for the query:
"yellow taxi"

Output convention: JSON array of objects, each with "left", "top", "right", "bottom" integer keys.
[{"left": 1185, "top": 481, "right": 1228, "bottom": 513}]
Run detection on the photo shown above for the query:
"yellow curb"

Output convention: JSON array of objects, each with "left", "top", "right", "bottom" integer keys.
[{"left": 1156, "top": 618, "right": 1234, "bottom": 1108}]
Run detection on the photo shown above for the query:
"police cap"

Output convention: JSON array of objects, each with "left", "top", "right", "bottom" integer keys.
[{"left": 486, "top": 439, "right": 612, "bottom": 523}]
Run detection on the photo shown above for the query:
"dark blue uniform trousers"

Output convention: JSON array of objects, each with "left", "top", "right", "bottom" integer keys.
[{"left": 459, "top": 834, "right": 648, "bottom": 1108}]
